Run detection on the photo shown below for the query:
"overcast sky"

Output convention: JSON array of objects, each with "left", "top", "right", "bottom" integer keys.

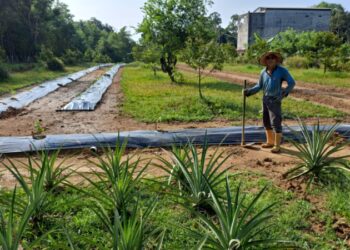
[{"left": 59, "top": 0, "right": 350, "bottom": 40}]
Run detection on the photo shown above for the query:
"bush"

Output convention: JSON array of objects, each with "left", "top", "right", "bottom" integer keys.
[
  {"left": 0, "top": 47, "right": 6, "bottom": 63},
  {"left": 284, "top": 55, "right": 310, "bottom": 69},
  {"left": 46, "top": 57, "right": 65, "bottom": 71},
  {"left": 62, "top": 49, "right": 82, "bottom": 65},
  {"left": 38, "top": 46, "right": 54, "bottom": 63},
  {"left": 0, "top": 64, "right": 9, "bottom": 81},
  {"left": 93, "top": 53, "right": 112, "bottom": 63}
]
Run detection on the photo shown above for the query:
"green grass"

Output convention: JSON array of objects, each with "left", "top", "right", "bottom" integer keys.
[
  {"left": 223, "top": 63, "right": 350, "bottom": 88},
  {"left": 0, "top": 64, "right": 91, "bottom": 95},
  {"left": 120, "top": 65, "right": 343, "bottom": 122}
]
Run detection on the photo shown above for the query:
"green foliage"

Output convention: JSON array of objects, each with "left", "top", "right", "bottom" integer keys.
[
  {"left": 92, "top": 199, "right": 158, "bottom": 249},
  {"left": 62, "top": 49, "right": 82, "bottom": 65},
  {"left": 139, "top": 0, "right": 214, "bottom": 82},
  {"left": 0, "top": 1, "right": 134, "bottom": 64},
  {"left": 46, "top": 57, "right": 65, "bottom": 71},
  {"left": 245, "top": 33, "right": 272, "bottom": 63},
  {"left": 181, "top": 39, "right": 227, "bottom": 98},
  {"left": 246, "top": 30, "right": 346, "bottom": 72},
  {"left": 315, "top": 2, "right": 350, "bottom": 42},
  {"left": 132, "top": 43, "right": 161, "bottom": 76},
  {"left": 121, "top": 65, "right": 342, "bottom": 122},
  {"left": 186, "top": 178, "right": 294, "bottom": 249},
  {"left": 34, "top": 120, "right": 45, "bottom": 135},
  {"left": 156, "top": 139, "right": 233, "bottom": 211},
  {"left": 284, "top": 55, "right": 310, "bottom": 69},
  {"left": 2, "top": 150, "right": 72, "bottom": 222},
  {"left": 0, "top": 47, "right": 6, "bottom": 62},
  {"left": 0, "top": 63, "right": 9, "bottom": 81},
  {"left": 0, "top": 188, "right": 37, "bottom": 250},
  {"left": 285, "top": 119, "right": 350, "bottom": 189},
  {"left": 77, "top": 139, "right": 149, "bottom": 215},
  {"left": 93, "top": 52, "right": 112, "bottom": 63}
]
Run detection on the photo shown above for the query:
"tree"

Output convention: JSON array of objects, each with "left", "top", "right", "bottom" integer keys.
[
  {"left": 181, "top": 17, "right": 226, "bottom": 99},
  {"left": 315, "top": 2, "right": 350, "bottom": 42},
  {"left": 222, "top": 14, "right": 239, "bottom": 46},
  {"left": 133, "top": 42, "right": 161, "bottom": 76},
  {"left": 138, "top": 0, "right": 213, "bottom": 83},
  {"left": 0, "top": 0, "right": 135, "bottom": 64}
]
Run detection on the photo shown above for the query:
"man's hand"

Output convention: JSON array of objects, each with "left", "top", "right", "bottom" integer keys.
[
  {"left": 282, "top": 90, "right": 289, "bottom": 98},
  {"left": 242, "top": 89, "right": 250, "bottom": 97}
]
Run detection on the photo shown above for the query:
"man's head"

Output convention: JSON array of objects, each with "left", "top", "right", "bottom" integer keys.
[{"left": 259, "top": 52, "right": 283, "bottom": 68}]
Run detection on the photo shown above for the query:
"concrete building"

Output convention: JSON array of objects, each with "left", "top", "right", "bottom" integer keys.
[{"left": 237, "top": 7, "right": 332, "bottom": 51}]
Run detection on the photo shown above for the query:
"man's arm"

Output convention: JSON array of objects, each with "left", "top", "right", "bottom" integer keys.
[
  {"left": 283, "top": 69, "right": 295, "bottom": 96},
  {"left": 245, "top": 74, "right": 263, "bottom": 96}
]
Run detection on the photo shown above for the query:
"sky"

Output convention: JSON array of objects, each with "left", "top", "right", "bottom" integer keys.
[{"left": 59, "top": 0, "right": 350, "bottom": 40}]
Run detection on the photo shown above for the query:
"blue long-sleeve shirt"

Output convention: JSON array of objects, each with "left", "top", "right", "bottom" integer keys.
[{"left": 247, "top": 65, "right": 295, "bottom": 98}]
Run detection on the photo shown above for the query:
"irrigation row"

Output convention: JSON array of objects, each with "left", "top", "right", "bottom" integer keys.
[
  {"left": 0, "top": 63, "right": 117, "bottom": 115},
  {"left": 1, "top": 125, "right": 349, "bottom": 154}
]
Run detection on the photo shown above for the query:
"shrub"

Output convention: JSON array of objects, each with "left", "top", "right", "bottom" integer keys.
[
  {"left": 0, "top": 64, "right": 9, "bottom": 81},
  {"left": 93, "top": 53, "right": 112, "bottom": 63},
  {"left": 62, "top": 49, "right": 82, "bottom": 65},
  {"left": 0, "top": 47, "right": 6, "bottom": 63},
  {"left": 284, "top": 55, "right": 310, "bottom": 69},
  {"left": 285, "top": 119, "right": 350, "bottom": 189},
  {"left": 46, "top": 57, "right": 65, "bottom": 71}
]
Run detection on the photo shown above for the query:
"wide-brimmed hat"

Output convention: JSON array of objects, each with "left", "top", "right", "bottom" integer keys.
[{"left": 259, "top": 51, "right": 283, "bottom": 66}]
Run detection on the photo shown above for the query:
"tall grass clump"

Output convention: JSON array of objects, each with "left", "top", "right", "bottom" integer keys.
[{"left": 285, "top": 120, "right": 350, "bottom": 189}]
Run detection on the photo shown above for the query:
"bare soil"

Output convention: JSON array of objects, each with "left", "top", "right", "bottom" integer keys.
[{"left": 177, "top": 64, "right": 350, "bottom": 116}]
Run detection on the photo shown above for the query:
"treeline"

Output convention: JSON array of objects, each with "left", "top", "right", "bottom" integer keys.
[{"left": 0, "top": 0, "right": 135, "bottom": 66}]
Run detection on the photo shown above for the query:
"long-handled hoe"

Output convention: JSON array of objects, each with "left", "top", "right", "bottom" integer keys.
[{"left": 241, "top": 80, "right": 258, "bottom": 150}]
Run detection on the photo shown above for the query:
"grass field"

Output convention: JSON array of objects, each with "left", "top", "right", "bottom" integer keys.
[
  {"left": 223, "top": 64, "right": 350, "bottom": 88},
  {"left": 121, "top": 64, "right": 343, "bottom": 122},
  {"left": 0, "top": 64, "right": 90, "bottom": 95}
]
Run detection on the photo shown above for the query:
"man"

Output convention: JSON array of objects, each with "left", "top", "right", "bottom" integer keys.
[{"left": 243, "top": 51, "right": 295, "bottom": 153}]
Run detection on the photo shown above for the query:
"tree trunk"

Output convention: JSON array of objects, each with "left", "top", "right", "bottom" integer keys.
[{"left": 198, "top": 68, "right": 203, "bottom": 99}]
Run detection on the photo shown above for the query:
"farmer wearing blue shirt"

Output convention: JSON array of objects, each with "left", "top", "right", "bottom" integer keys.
[{"left": 243, "top": 51, "right": 295, "bottom": 153}]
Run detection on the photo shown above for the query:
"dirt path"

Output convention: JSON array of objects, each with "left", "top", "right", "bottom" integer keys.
[{"left": 177, "top": 64, "right": 350, "bottom": 115}]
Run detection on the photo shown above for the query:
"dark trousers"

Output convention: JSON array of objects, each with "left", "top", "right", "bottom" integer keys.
[{"left": 263, "top": 96, "right": 282, "bottom": 133}]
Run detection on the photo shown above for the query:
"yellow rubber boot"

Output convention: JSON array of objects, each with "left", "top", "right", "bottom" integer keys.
[
  {"left": 271, "top": 133, "right": 282, "bottom": 153},
  {"left": 261, "top": 129, "right": 274, "bottom": 148}
]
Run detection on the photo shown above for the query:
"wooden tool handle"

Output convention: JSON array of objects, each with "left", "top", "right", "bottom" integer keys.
[{"left": 241, "top": 80, "right": 247, "bottom": 146}]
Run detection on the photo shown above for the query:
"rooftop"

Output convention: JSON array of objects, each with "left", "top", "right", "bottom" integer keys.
[{"left": 254, "top": 7, "right": 332, "bottom": 13}]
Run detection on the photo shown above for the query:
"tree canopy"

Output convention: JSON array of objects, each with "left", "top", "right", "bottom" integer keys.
[{"left": 0, "top": 0, "right": 135, "bottom": 64}]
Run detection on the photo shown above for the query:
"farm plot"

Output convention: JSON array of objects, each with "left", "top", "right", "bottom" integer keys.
[
  {"left": 0, "top": 64, "right": 349, "bottom": 249},
  {"left": 0, "top": 140, "right": 349, "bottom": 249}
]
